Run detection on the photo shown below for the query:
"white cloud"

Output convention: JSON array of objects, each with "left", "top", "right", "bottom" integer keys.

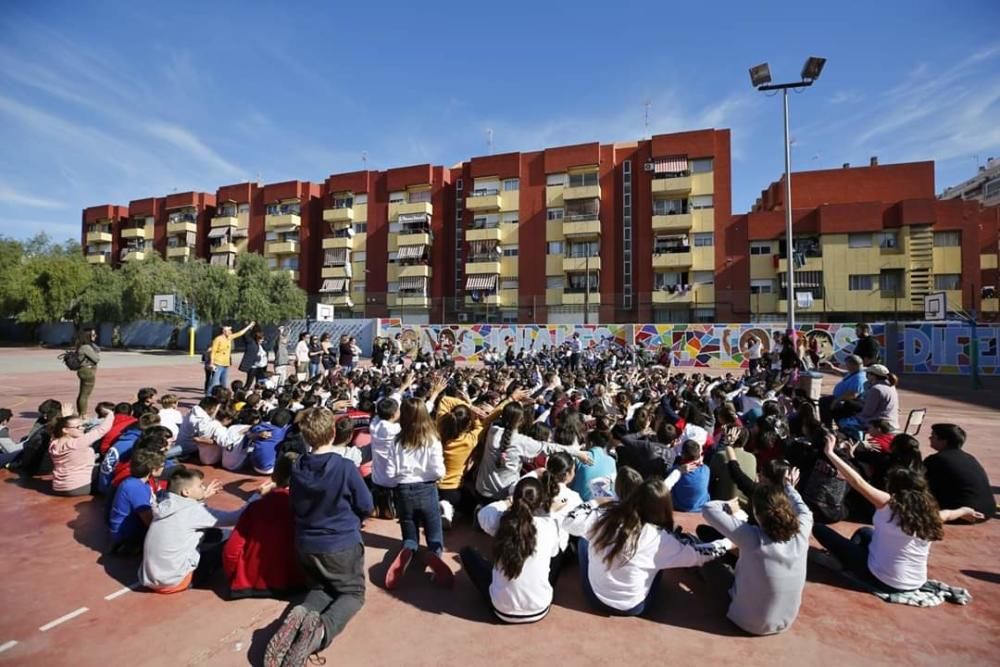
[
  {"left": 0, "top": 184, "right": 67, "bottom": 209},
  {"left": 144, "top": 122, "right": 245, "bottom": 179}
]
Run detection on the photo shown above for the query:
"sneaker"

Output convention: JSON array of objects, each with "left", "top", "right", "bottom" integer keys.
[
  {"left": 283, "top": 611, "right": 324, "bottom": 667},
  {"left": 385, "top": 547, "right": 414, "bottom": 590},
  {"left": 263, "top": 604, "right": 309, "bottom": 667},
  {"left": 424, "top": 550, "right": 455, "bottom": 588},
  {"left": 440, "top": 500, "right": 454, "bottom": 530}
]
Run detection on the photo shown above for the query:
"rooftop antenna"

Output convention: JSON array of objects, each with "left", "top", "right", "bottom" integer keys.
[
  {"left": 255, "top": 171, "right": 262, "bottom": 186},
  {"left": 486, "top": 128, "right": 494, "bottom": 155},
  {"left": 362, "top": 151, "right": 368, "bottom": 171},
  {"left": 642, "top": 99, "right": 652, "bottom": 136}
]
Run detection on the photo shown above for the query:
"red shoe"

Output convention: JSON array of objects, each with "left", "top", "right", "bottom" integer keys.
[
  {"left": 385, "top": 547, "right": 414, "bottom": 590},
  {"left": 424, "top": 550, "right": 455, "bottom": 588}
]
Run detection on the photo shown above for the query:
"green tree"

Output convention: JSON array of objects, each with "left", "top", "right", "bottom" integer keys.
[
  {"left": 188, "top": 259, "right": 239, "bottom": 324},
  {"left": 118, "top": 254, "right": 191, "bottom": 322},
  {"left": 75, "top": 264, "right": 125, "bottom": 323},
  {"left": 231, "top": 253, "right": 307, "bottom": 324},
  {"left": 267, "top": 268, "right": 308, "bottom": 321},
  {"left": 15, "top": 237, "right": 92, "bottom": 324}
]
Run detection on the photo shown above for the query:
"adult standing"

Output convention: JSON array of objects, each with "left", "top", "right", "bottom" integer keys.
[
  {"left": 744, "top": 335, "right": 763, "bottom": 375},
  {"left": 852, "top": 324, "right": 881, "bottom": 366},
  {"left": 238, "top": 327, "right": 268, "bottom": 389},
  {"left": 207, "top": 321, "right": 255, "bottom": 394},
  {"left": 339, "top": 335, "right": 355, "bottom": 372},
  {"left": 273, "top": 326, "right": 290, "bottom": 386},
  {"left": 307, "top": 335, "right": 323, "bottom": 378},
  {"left": 569, "top": 333, "right": 582, "bottom": 371},
  {"left": 74, "top": 327, "right": 101, "bottom": 417},
  {"left": 294, "top": 333, "right": 310, "bottom": 381}
]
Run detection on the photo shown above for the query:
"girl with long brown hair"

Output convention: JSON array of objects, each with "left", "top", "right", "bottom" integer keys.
[
  {"left": 384, "top": 397, "right": 452, "bottom": 590},
  {"left": 812, "top": 433, "right": 982, "bottom": 592},
  {"left": 563, "top": 478, "right": 731, "bottom": 616}
]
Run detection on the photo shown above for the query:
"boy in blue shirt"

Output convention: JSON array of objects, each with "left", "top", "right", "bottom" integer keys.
[
  {"left": 669, "top": 440, "right": 711, "bottom": 512},
  {"left": 249, "top": 408, "right": 294, "bottom": 475},
  {"left": 570, "top": 431, "right": 618, "bottom": 501},
  {"left": 265, "top": 407, "right": 373, "bottom": 667},
  {"left": 108, "top": 448, "right": 165, "bottom": 553}
]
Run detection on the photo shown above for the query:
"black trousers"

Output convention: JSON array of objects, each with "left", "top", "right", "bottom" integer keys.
[{"left": 297, "top": 543, "right": 366, "bottom": 651}]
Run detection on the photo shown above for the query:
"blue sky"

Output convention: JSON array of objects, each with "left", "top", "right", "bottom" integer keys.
[{"left": 1, "top": 0, "right": 998, "bottom": 243}]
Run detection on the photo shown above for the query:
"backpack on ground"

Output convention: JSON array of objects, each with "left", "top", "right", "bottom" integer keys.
[{"left": 59, "top": 349, "right": 83, "bottom": 371}]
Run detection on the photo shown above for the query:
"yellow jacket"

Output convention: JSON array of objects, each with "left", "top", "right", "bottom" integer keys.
[{"left": 436, "top": 395, "right": 507, "bottom": 490}]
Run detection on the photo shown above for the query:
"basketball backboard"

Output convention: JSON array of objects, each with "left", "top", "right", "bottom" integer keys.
[
  {"left": 153, "top": 294, "right": 176, "bottom": 313},
  {"left": 316, "top": 303, "right": 335, "bottom": 322},
  {"left": 924, "top": 292, "right": 946, "bottom": 321}
]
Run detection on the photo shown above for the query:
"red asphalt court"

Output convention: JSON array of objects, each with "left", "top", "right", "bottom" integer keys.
[{"left": 0, "top": 349, "right": 998, "bottom": 666}]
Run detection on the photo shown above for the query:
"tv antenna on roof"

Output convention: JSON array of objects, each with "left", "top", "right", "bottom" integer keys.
[
  {"left": 643, "top": 99, "right": 651, "bottom": 135},
  {"left": 486, "top": 128, "right": 494, "bottom": 155},
  {"left": 362, "top": 151, "right": 368, "bottom": 171}
]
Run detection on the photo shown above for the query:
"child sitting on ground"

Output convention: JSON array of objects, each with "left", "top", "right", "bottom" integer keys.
[
  {"left": 329, "top": 417, "right": 363, "bottom": 469},
  {"left": 108, "top": 448, "right": 166, "bottom": 553},
  {"left": 223, "top": 452, "right": 307, "bottom": 599},
  {"left": 175, "top": 396, "right": 221, "bottom": 459},
  {"left": 158, "top": 394, "right": 184, "bottom": 438},
  {"left": 668, "top": 440, "right": 711, "bottom": 512},
  {"left": 248, "top": 408, "right": 294, "bottom": 475},
  {"left": 265, "top": 408, "right": 373, "bottom": 667},
  {"left": 139, "top": 466, "right": 261, "bottom": 594}
]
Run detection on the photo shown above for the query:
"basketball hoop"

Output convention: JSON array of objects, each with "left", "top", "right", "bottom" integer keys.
[
  {"left": 152, "top": 294, "right": 176, "bottom": 314},
  {"left": 924, "top": 292, "right": 946, "bottom": 321}
]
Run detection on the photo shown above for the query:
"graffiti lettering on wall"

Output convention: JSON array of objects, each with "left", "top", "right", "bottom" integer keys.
[
  {"left": 900, "top": 324, "right": 999, "bottom": 375},
  {"left": 376, "top": 320, "right": 880, "bottom": 369}
]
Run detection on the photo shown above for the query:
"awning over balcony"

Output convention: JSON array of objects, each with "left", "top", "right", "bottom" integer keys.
[
  {"left": 465, "top": 274, "right": 498, "bottom": 290},
  {"left": 398, "top": 212, "right": 429, "bottom": 224},
  {"left": 400, "top": 276, "right": 427, "bottom": 290},
  {"left": 397, "top": 244, "right": 426, "bottom": 260},
  {"left": 208, "top": 227, "right": 229, "bottom": 239},
  {"left": 320, "top": 278, "right": 347, "bottom": 293},
  {"left": 325, "top": 248, "right": 349, "bottom": 264},
  {"left": 270, "top": 225, "right": 298, "bottom": 234},
  {"left": 653, "top": 156, "right": 688, "bottom": 173}
]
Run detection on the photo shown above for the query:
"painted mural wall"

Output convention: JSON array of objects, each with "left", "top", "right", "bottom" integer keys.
[
  {"left": 375, "top": 320, "right": 882, "bottom": 369},
  {"left": 900, "top": 323, "right": 999, "bottom": 375}
]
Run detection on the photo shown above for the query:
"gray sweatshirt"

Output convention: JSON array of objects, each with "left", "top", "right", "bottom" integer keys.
[
  {"left": 702, "top": 486, "right": 813, "bottom": 635},
  {"left": 139, "top": 492, "right": 251, "bottom": 589}
]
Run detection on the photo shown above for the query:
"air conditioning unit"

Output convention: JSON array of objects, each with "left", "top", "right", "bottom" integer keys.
[{"left": 643, "top": 162, "right": 655, "bottom": 172}]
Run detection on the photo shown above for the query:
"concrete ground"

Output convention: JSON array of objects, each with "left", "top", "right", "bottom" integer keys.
[{"left": 0, "top": 348, "right": 998, "bottom": 666}]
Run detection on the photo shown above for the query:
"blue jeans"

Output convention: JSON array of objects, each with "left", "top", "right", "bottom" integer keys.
[
  {"left": 309, "top": 361, "right": 321, "bottom": 378},
  {"left": 393, "top": 481, "right": 444, "bottom": 553},
  {"left": 578, "top": 538, "right": 663, "bottom": 616},
  {"left": 207, "top": 365, "right": 229, "bottom": 394}
]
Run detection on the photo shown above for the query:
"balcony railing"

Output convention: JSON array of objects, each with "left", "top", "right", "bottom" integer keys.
[
  {"left": 266, "top": 204, "right": 301, "bottom": 216},
  {"left": 470, "top": 188, "right": 499, "bottom": 197},
  {"left": 168, "top": 213, "right": 196, "bottom": 224}
]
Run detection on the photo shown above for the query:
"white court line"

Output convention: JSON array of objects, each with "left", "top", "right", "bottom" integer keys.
[
  {"left": 104, "top": 584, "right": 139, "bottom": 601},
  {"left": 0, "top": 641, "right": 17, "bottom": 653},
  {"left": 38, "top": 607, "right": 89, "bottom": 632}
]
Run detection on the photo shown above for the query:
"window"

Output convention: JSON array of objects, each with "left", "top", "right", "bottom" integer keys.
[
  {"left": 501, "top": 245, "right": 519, "bottom": 257},
  {"left": 503, "top": 178, "right": 519, "bottom": 191},
  {"left": 501, "top": 212, "right": 519, "bottom": 225},
  {"left": 388, "top": 251, "right": 398, "bottom": 263},
  {"left": 500, "top": 278, "right": 519, "bottom": 290},
  {"left": 237, "top": 203, "right": 250, "bottom": 214},
  {"left": 408, "top": 189, "right": 431, "bottom": 203},
  {"left": 547, "top": 208, "right": 564, "bottom": 220},
  {"left": 653, "top": 198, "right": 688, "bottom": 216},
  {"left": 353, "top": 223, "right": 368, "bottom": 234},
  {"left": 568, "top": 171, "right": 598, "bottom": 187},
  {"left": 546, "top": 173, "right": 567, "bottom": 187},
  {"left": 935, "top": 274, "right": 961, "bottom": 290},
  {"left": 779, "top": 236, "right": 821, "bottom": 257},
  {"left": 933, "top": 231, "right": 961, "bottom": 246},
  {"left": 879, "top": 269, "right": 903, "bottom": 295},
  {"left": 455, "top": 178, "right": 463, "bottom": 191},
  {"left": 848, "top": 274, "right": 876, "bottom": 290},
  {"left": 566, "top": 241, "right": 599, "bottom": 258},
  {"left": 984, "top": 178, "right": 1000, "bottom": 199},
  {"left": 547, "top": 241, "right": 563, "bottom": 255},
  {"left": 351, "top": 251, "right": 366, "bottom": 263},
  {"left": 692, "top": 270, "right": 714, "bottom": 285},
  {"left": 750, "top": 279, "right": 775, "bottom": 294},
  {"left": 653, "top": 235, "right": 689, "bottom": 254},
  {"left": 690, "top": 158, "right": 713, "bottom": 174},
  {"left": 690, "top": 195, "right": 714, "bottom": 209},
  {"left": 876, "top": 231, "right": 898, "bottom": 249},
  {"left": 693, "top": 233, "right": 714, "bottom": 247},
  {"left": 654, "top": 271, "right": 688, "bottom": 289},
  {"left": 546, "top": 276, "right": 563, "bottom": 289},
  {"left": 389, "top": 191, "right": 405, "bottom": 203},
  {"left": 848, "top": 233, "right": 872, "bottom": 248},
  {"left": 566, "top": 272, "right": 599, "bottom": 291},
  {"left": 387, "top": 281, "right": 399, "bottom": 293},
  {"left": 749, "top": 241, "right": 773, "bottom": 255},
  {"left": 353, "top": 281, "right": 366, "bottom": 292},
  {"left": 352, "top": 193, "right": 367, "bottom": 205}
]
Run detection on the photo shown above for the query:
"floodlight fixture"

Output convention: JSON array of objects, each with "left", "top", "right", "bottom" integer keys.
[
  {"left": 749, "top": 63, "right": 772, "bottom": 88},
  {"left": 801, "top": 57, "right": 826, "bottom": 82}
]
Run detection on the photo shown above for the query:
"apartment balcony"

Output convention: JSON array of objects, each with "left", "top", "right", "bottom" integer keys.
[
  {"left": 562, "top": 217, "right": 601, "bottom": 238},
  {"left": 466, "top": 293, "right": 502, "bottom": 306},
  {"left": 167, "top": 220, "right": 197, "bottom": 235},
  {"left": 398, "top": 264, "right": 431, "bottom": 279},
  {"left": 652, "top": 175, "right": 691, "bottom": 195},
  {"left": 562, "top": 290, "right": 599, "bottom": 305},
  {"left": 562, "top": 184, "right": 601, "bottom": 201},
  {"left": 652, "top": 288, "right": 693, "bottom": 305},
  {"left": 778, "top": 297, "right": 826, "bottom": 312},
  {"left": 321, "top": 265, "right": 352, "bottom": 279},
  {"left": 389, "top": 201, "right": 433, "bottom": 219},
  {"left": 466, "top": 260, "right": 502, "bottom": 274},
  {"left": 122, "top": 250, "right": 145, "bottom": 262},
  {"left": 398, "top": 295, "right": 430, "bottom": 308},
  {"left": 265, "top": 213, "right": 301, "bottom": 229},
  {"left": 397, "top": 231, "right": 431, "bottom": 246},
  {"left": 86, "top": 254, "right": 109, "bottom": 264},
  {"left": 465, "top": 190, "right": 502, "bottom": 211},
  {"left": 265, "top": 240, "right": 299, "bottom": 255},
  {"left": 563, "top": 256, "right": 601, "bottom": 272},
  {"left": 652, "top": 251, "right": 692, "bottom": 269},
  {"left": 212, "top": 215, "right": 239, "bottom": 228},
  {"left": 86, "top": 230, "right": 113, "bottom": 243},
  {"left": 321, "top": 294, "right": 354, "bottom": 308},
  {"left": 467, "top": 226, "right": 502, "bottom": 242},
  {"left": 121, "top": 227, "right": 147, "bottom": 240},
  {"left": 776, "top": 255, "right": 823, "bottom": 273},
  {"left": 322, "top": 235, "right": 353, "bottom": 250},
  {"left": 167, "top": 246, "right": 192, "bottom": 260},
  {"left": 211, "top": 242, "right": 238, "bottom": 254},
  {"left": 652, "top": 213, "right": 692, "bottom": 232},
  {"left": 323, "top": 207, "right": 354, "bottom": 224}
]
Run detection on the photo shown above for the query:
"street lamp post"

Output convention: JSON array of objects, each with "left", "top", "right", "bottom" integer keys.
[{"left": 749, "top": 57, "right": 826, "bottom": 338}]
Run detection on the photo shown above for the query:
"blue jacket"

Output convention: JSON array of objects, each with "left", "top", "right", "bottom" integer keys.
[
  {"left": 98, "top": 426, "right": 142, "bottom": 494},
  {"left": 248, "top": 423, "right": 291, "bottom": 473},
  {"left": 290, "top": 451, "right": 374, "bottom": 554},
  {"left": 671, "top": 463, "right": 710, "bottom": 512}
]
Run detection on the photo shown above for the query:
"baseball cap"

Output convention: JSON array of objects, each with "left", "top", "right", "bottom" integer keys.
[{"left": 866, "top": 364, "right": 890, "bottom": 378}]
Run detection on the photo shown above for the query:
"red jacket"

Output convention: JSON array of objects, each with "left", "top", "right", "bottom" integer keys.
[
  {"left": 100, "top": 414, "right": 137, "bottom": 454},
  {"left": 222, "top": 488, "right": 306, "bottom": 598}
]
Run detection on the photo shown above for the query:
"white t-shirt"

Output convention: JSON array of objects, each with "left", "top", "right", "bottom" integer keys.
[
  {"left": 868, "top": 505, "right": 930, "bottom": 590},
  {"left": 747, "top": 340, "right": 763, "bottom": 360},
  {"left": 369, "top": 417, "right": 402, "bottom": 487},
  {"left": 158, "top": 407, "right": 184, "bottom": 438},
  {"left": 220, "top": 424, "right": 252, "bottom": 471},
  {"left": 562, "top": 502, "right": 731, "bottom": 611},
  {"left": 330, "top": 444, "right": 363, "bottom": 468},
  {"left": 489, "top": 516, "right": 562, "bottom": 623},
  {"left": 294, "top": 341, "right": 310, "bottom": 364}
]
